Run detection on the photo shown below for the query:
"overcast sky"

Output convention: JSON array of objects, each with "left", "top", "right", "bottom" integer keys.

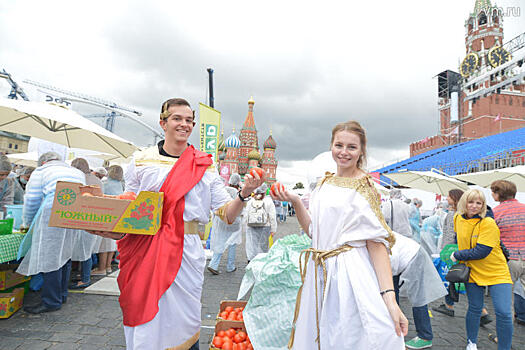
[{"left": 1, "top": 0, "right": 524, "bottom": 184}]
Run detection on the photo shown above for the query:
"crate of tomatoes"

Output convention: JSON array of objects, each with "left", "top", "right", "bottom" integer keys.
[
  {"left": 210, "top": 320, "right": 253, "bottom": 350},
  {"left": 216, "top": 300, "right": 246, "bottom": 322}
]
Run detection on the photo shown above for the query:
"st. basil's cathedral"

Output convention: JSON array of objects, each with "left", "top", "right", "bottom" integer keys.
[{"left": 217, "top": 97, "right": 278, "bottom": 185}]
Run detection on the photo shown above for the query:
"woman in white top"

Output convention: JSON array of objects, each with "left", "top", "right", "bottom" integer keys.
[{"left": 272, "top": 120, "right": 408, "bottom": 349}]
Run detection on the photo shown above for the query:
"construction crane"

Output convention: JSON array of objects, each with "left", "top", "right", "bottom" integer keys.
[
  {"left": 24, "top": 80, "right": 163, "bottom": 143},
  {"left": 0, "top": 69, "right": 29, "bottom": 101}
]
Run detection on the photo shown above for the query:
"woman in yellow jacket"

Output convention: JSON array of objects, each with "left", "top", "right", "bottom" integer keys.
[{"left": 450, "top": 189, "right": 513, "bottom": 350}]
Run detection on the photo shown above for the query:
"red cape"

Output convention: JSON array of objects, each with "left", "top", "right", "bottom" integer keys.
[{"left": 117, "top": 145, "right": 212, "bottom": 326}]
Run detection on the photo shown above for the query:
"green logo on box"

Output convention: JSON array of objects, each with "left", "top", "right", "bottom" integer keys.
[{"left": 57, "top": 188, "right": 76, "bottom": 206}]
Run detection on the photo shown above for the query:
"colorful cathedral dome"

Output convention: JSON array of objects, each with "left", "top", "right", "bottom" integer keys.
[
  {"left": 263, "top": 134, "right": 277, "bottom": 149},
  {"left": 248, "top": 149, "right": 261, "bottom": 161},
  {"left": 225, "top": 130, "right": 241, "bottom": 148}
]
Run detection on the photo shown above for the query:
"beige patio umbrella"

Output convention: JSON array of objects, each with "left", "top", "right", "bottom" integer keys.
[
  {"left": 454, "top": 165, "right": 525, "bottom": 192},
  {"left": 0, "top": 98, "right": 137, "bottom": 157},
  {"left": 383, "top": 170, "right": 469, "bottom": 196},
  {"left": 6, "top": 152, "right": 38, "bottom": 167}
]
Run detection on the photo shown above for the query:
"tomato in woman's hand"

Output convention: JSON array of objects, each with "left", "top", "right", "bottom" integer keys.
[
  {"left": 249, "top": 167, "right": 264, "bottom": 179},
  {"left": 270, "top": 182, "right": 284, "bottom": 196}
]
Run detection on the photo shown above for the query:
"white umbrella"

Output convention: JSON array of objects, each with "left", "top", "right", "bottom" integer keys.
[
  {"left": 454, "top": 165, "right": 525, "bottom": 191},
  {"left": 383, "top": 170, "right": 469, "bottom": 196},
  {"left": 6, "top": 151, "right": 38, "bottom": 167},
  {"left": 0, "top": 98, "right": 137, "bottom": 157}
]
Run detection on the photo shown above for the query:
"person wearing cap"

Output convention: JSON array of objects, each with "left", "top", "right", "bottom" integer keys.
[
  {"left": 207, "top": 173, "right": 243, "bottom": 274},
  {"left": 245, "top": 183, "right": 277, "bottom": 261},
  {"left": 86, "top": 98, "right": 263, "bottom": 350},
  {"left": 92, "top": 167, "right": 107, "bottom": 180}
]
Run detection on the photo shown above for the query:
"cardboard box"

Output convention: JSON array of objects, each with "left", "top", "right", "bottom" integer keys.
[
  {"left": 209, "top": 320, "right": 248, "bottom": 350},
  {"left": 216, "top": 300, "right": 247, "bottom": 322},
  {"left": 0, "top": 288, "right": 24, "bottom": 318},
  {"left": 49, "top": 181, "right": 164, "bottom": 235},
  {"left": 0, "top": 264, "right": 30, "bottom": 291}
]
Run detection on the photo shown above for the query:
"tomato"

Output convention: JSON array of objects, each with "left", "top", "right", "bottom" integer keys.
[
  {"left": 222, "top": 336, "right": 231, "bottom": 343},
  {"left": 233, "top": 344, "right": 239, "bottom": 350},
  {"left": 234, "top": 307, "right": 242, "bottom": 313},
  {"left": 117, "top": 192, "right": 137, "bottom": 200},
  {"left": 81, "top": 192, "right": 94, "bottom": 197},
  {"left": 227, "top": 313, "right": 237, "bottom": 321},
  {"left": 249, "top": 167, "right": 264, "bottom": 179},
  {"left": 220, "top": 311, "right": 229, "bottom": 319},
  {"left": 237, "top": 331, "right": 247, "bottom": 342},
  {"left": 212, "top": 336, "right": 224, "bottom": 348},
  {"left": 224, "top": 306, "right": 234, "bottom": 313},
  {"left": 233, "top": 334, "right": 243, "bottom": 343},
  {"left": 222, "top": 341, "right": 233, "bottom": 350},
  {"left": 225, "top": 328, "right": 236, "bottom": 338},
  {"left": 246, "top": 344, "right": 253, "bottom": 350},
  {"left": 217, "top": 330, "right": 226, "bottom": 337},
  {"left": 238, "top": 343, "right": 246, "bottom": 350},
  {"left": 270, "top": 182, "right": 284, "bottom": 196}
]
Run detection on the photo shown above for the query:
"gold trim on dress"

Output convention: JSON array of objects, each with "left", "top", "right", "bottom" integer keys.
[
  {"left": 318, "top": 173, "right": 396, "bottom": 251},
  {"left": 183, "top": 221, "right": 199, "bottom": 235},
  {"left": 214, "top": 200, "right": 235, "bottom": 224}
]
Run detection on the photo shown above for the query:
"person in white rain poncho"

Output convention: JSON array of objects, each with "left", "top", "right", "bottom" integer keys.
[
  {"left": 69, "top": 158, "right": 103, "bottom": 289},
  {"left": 391, "top": 232, "right": 447, "bottom": 349},
  {"left": 382, "top": 189, "right": 412, "bottom": 238},
  {"left": 207, "top": 173, "right": 243, "bottom": 274},
  {"left": 272, "top": 121, "right": 408, "bottom": 350},
  {"left": 245, "top": 183, "right": 277, "bottom": 261},
  {"left": 17, "top": 152, "right": 86, "bottom": 314}
]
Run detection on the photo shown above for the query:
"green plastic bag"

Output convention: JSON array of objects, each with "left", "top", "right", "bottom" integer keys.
[{"left": 238, "top": 234, "right": 311, "bottom": 350}]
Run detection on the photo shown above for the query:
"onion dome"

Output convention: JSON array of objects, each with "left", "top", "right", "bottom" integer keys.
[
  {"left": 263, "top": 133, "right": 276, "bottom": 149},
  {"left": 225, "top": 129, "right": 241, "bottom": 148},
  {"left": 248, "top": 149, "right": 261, "bottom": 161},
  {"left": 248, "top": 96, "right": 255, "bottom": 105}
]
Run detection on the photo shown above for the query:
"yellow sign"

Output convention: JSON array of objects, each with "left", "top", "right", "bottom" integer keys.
[{"left": 198, "top": 103, "right": 221, "bottom": 163}]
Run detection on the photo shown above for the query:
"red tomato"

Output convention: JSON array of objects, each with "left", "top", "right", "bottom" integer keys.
[
  {"left": 237, "top": 331, "right": 247, "bottom": 342},
  {"left": 270, "top": 182, "right": 284, "bottom": 196},
  {"left": 249, "top": 167, "right": 264, "bottom": 179},
  {"left": 225, "top": 328, "right": 236, "bottom": 338},
  {"left": 224, "top": 306, "right": 234, "bottom": 313},
  {"left": 81, "top": 192, "right": 94, "bottom": 197},
  {"left": 222, "top": 341, "right": 233, "bottom": 350},
  {"left": 212, "top": 336, "right": 224, "bottom": 348},
  {"left": 117, "top": 192, "right": 137, "bottom": 200},
  {"left": 220, "top": 311, "right": 229, "bottom": 319},
  {"left": 238, "top": 343, "right": 247, "bottom": 350},
  {"left": 233, "top": 334, "right": 243, "bottom": 343},
  {"left": 233, "top": 344, "right": 240, "bottom": 350},
  {"left": 217, "top": 330, "right": 226, "bottom": 337},
  {"left": 227, "top": 312, "right": 237, "bottom": 321},
  {"left": 246, "top": 344, "right": 253, "bottom": 350},
  {"left": 234, "top": 307, "right": 241, "bottom": 313}
]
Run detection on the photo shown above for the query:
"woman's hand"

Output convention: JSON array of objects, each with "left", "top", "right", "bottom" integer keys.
[
  {"left": 87, "top": 230, "right": 125, "bottom": 240},
  {"left": 383, "top": 293, "right": 409, "bottom": 336},
  {"left": 270, "top": 185, "right": 300, "bottom": 205},
  {"left": 242, "top": 173, "right": 265, "bottom": 198}
]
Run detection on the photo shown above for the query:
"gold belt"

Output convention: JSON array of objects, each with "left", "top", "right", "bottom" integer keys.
[
  {"left": 288, "top": 244, "right": 354, "bottom": 350},
  {"left": 183, "top": 221, "right": 199, "bottom": 235}
]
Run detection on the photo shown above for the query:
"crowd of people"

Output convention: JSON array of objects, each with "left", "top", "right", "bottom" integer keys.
[
  {"left": 1, "top": 97, "right": 524, "bottom": 350},
  {"left": 0, "top": 152, "right": 124, "bottom": 311}
]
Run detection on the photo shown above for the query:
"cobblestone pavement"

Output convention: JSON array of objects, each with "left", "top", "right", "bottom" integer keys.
[{"left": 1, "top": 216, "right": 524, "bottom": 349}]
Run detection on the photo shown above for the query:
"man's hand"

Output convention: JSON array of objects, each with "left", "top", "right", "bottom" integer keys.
[
  {"left": 242, "top": 172, "right": 265, "bottom": 198},
  {"left": 87, "top": 230, "right": 125, "bottom": 240}
]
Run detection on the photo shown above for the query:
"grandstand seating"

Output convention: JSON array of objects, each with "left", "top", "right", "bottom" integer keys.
[{"left": 374, "top": 127, "right": 525, "bottom": 186}]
